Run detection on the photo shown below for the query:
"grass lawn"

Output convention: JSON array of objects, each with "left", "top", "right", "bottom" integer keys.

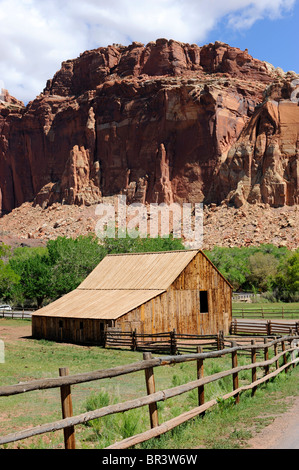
[
  {"left": 1, "top": 318, "right": 299, "bottom": 449},
  {"left": 233, "top": 302, "right": 299, "bottom": 319}
]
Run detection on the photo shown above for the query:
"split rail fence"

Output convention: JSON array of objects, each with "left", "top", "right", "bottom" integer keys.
[
  {"left": 0, "top": 309, "right": 33, "bottom": 319},
  {"left": 230, "top": 319, "right": 299, "bottom": 336},
  {"left": 104, "top": 329, "right": 224, "bottom": 354},
  {"left": 233, "top": 306, "right": 299, "bottom": 319},
  {"left": 0, "top": 333, "right": 298, "bottom": 450}
]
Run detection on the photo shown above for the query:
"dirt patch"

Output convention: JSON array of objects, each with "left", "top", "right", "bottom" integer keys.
[
  {"left": 247, "top": 396, "right": 299, "bottom": 449},
  {"left": 0, "top": 322, "right": 32, "bottom": 343}
]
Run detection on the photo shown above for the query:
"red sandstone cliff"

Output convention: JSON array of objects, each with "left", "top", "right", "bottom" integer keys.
[
  {"left": 0, "top": 39, "right": 298, "bottom": 215},
  {"left": 211, "top": 77, "right": 299, "bottom": 207}
]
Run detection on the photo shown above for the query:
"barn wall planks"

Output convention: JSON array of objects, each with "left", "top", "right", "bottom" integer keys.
[
  {"left": 115, "top": 252, "right": 232, "bottom": 336},
  {"left": 32, "top": 317, "right": 111, "bottom": 345}
]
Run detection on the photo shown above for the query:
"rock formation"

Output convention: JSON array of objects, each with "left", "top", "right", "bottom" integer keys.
[
  {"left": 0, "top": 39, "right": 298, "bottom": 216},
  {"left": 212, "top": 77, "right": 299, "bottom": 207}
]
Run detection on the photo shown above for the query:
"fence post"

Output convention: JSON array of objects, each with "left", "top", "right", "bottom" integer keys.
[
  {"left": 59, "top": 368, "right": 76, "bottom": 449},
  {"left": 143, "top": 352, "right": 159, "bottom": 429},
  {"left": 103, "top": 326, "right": 107, "bottom": 349},
  {"left": 251, "top": 340, "right": 257, "bottom": 397},
  {"left": 264, "top": 338, "right": 269, "bottom": 376},
  {"left": 132, "top": 329, "right": 137, "bottom": 351},
  {"left": 274, "top": 339, "right": 279, "bottom": 370},
  {"left": 267, "top": 321, "right": 271, "bottom": 336},
  {"left": 282, "top": 341, "right": 288, "bottom": 373},
  {"left": 230, "top": 318, "right": 236, "bottom": 335},
  {"left": 170, "top": 329, "right": 177, "bottom": 355},
  {"left": 196, "top": 346, "right": 205, "bottom": 411},
  {"left": 232, "top": 342, "right": 239, "bottom": 404},
  {"left": 217, "top": 331, "right": 224, "bottom": 350}
]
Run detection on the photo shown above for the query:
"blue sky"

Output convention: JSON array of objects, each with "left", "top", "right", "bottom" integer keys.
[
  {"left": 206, "top": 1, "right": 299, "bottom": 72},
  {"left": 0, "top": 0, "right": 298, "bottom": 103}
]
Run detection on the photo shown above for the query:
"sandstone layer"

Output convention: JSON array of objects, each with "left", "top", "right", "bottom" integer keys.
[{"left": 0, "top": 39, "right": 298, "bottom": 217}]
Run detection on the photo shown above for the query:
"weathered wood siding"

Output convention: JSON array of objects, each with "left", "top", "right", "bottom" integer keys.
[
  {"left": 115, "top": 252, "right": 232, "bottom": 335},
  {"left": 32, "top": 316, "right": 111, "bottom": 345}
]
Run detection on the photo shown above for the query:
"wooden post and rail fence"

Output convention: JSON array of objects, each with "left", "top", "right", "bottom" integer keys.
[
  {"left": 0, "top": 333, "right": 298, "bottom": 450},
  {"left": 104, "top": 329, "right": 224, "bottom": 354},
  {"left": 232, "top": 306, "right": 299, "bottom": 319},
  {"left": 104, "top": 321, "right": 298, "bottom": 353},
  {"left": 230, "top": 318, "right": 299, "bottom": 336}
]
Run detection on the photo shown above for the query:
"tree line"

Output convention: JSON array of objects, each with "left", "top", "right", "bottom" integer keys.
[
  {"left": 0, "top": 233, "right": 184, "bottom": 308},
  {"left": 205, "top": 244, "right": 299, "bottom": 302},
  {"left": 0, "top": 234, "right": 298, "bottom": 308}
]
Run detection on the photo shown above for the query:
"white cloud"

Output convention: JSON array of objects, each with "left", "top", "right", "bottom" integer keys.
[{"left": 0, "top": 0, "right": 296, "bottom": 103}]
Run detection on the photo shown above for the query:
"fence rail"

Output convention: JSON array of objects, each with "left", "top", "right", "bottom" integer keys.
[
  {"left": 233, "top": 307, "right": 299, "bottom": 319},
  {"left": 0, "top": 333, "right": 298, "bottom": 449},
  {"left": 230, "top": 319, "right": 299, "bottom": 336},
  {"left": 104, "top": 329, "right": 223, "bottom": 354},
  {"left": 0, "top": 309, "right": 34, "bottom": 319}
]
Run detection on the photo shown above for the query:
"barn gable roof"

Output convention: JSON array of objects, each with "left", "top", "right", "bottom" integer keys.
[
  {"left": 33, "top": 288, "right": 163, "bottom": 320},
  {"left": 32, "top": 249, "right": 231, "bottom": 321},
  {"left": 78, "top": 249, "right": 199, "bottom": 291}
]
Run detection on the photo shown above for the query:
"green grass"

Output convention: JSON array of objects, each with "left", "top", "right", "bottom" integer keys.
[
  {"left": 1, "top": 318, "right": 299, "bottom": 449},
  {"left": 233, "top": 301, "right": 299, "bottom": 319},
  {"left": 233, "top": 302, "right": 299, "bottom": 310}
]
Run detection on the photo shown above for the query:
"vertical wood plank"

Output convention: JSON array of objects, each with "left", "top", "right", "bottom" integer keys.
[
  {"left": 264, "top": 338, "right": 269, "bottom": 376},
  {"left": 143, "top": 352, "right": 159, "bottom": 429},
  {"left": 170, "top": 329, "right": 177, "bottom": 356},
  {"left": 282, "top": 341, "right": 288, "bottom": 373},
  {"left": 59, "top": 368, "right": 76, "bottom": 449},
  {"left": 274, "top": 338, "right": 279, "bottom": 370},
  {"left": 251, "top": 340, "right": 257, "bottom": 397},
  {"left": 232, "top": 342, "right": 239, "bottom": 404},
  {"left": 196, "top": 346, "right": 205, "bottom": 411}
]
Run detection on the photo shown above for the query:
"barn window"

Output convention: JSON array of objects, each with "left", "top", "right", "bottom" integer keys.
[
  {"left": 199, "top": 291, "right": 209, "bottom": 313},
  {"left": 80, "top": 322, "right": 84, "bottom": 330},
  {"left": 59, "top": 320, "right": 63, "bottom": 328}
]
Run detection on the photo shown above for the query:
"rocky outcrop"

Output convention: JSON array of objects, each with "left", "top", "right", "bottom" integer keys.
[
  {"left": 213, "top": 77, "right": 299, "bottom": 207},
  {"left": 0, "top": 39, "right": 298, "bottom": 216}
]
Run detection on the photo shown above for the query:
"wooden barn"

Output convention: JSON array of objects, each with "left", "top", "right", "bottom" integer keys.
[{"left": 32, "top": 250, "right": 232, "bottom": 345}]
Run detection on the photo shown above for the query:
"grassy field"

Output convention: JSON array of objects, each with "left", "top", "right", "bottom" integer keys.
[
  {"left": 233, "top": 302, "right": 299, "bottom": 319},
  {"left": 1, "top": 318, "right": 299, "bottom": 449}
]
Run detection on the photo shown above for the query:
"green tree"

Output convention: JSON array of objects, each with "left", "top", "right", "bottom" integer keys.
[
  {"left": 272, "top": 251, "right": 299, "bottom": 301},
  {"left": 0, "top": 242, "right": 12, "bottom": 260},
  {"left": 204, "top": 246, "right": 250, "bottom": 291},
  {"left": 6, "top": 231, "right": 185, "bottom": 307},
  {"left": 47, "top": 235, "right": 107, "bottom": 299},
  {"left": 0, "top": 243, "right": 20, "bottom": 302},
  {"left": 204, "top": 244, "right": 288, "bottom": 292},
  {"left": 10, "top": 253, "right": 52, "bottom": 308},
  {"left": 0, "top": 262, "right": 20, "bottom": 301},
  {"left": 247, "top": 252, "right": 279, "bottom": 292},
  {"left": 103, "top": 230, "right": 185, "bottom": 254}
]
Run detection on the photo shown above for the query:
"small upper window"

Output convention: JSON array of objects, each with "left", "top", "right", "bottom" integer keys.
[{"left": 199, "top": 291, "right": 209, "bottom": 313}]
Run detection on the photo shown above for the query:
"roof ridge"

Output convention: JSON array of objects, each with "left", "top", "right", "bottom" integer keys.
[
  {"left": 106, "top": 249, "right": 200, "bottom": 257},
  {"left": 77, "top": 288, "right": 166, "bottom": 291}
]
